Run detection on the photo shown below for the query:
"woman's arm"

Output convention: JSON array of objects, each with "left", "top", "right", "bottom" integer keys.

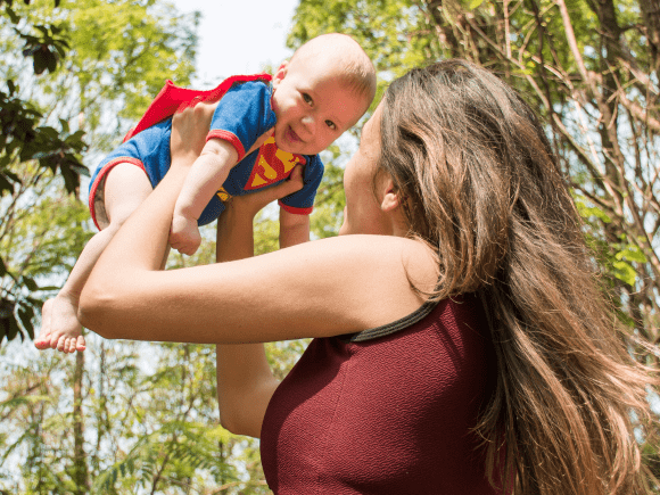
[
  {"left": 215, "top": 169, "right": 304, "bottom": 438},
  {"left": 278, "top": 208, "right": 310, "bottom": 249},
  {"left": 78, "top": 102, "right": 436, "bottom": 345},
  {"left": 170, "top": 138, "right": 239, "bottom": 256}
]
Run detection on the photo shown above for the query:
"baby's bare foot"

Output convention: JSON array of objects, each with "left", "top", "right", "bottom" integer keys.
[{"left": 35, "top": 296, "right": 86, "bottom": 353}]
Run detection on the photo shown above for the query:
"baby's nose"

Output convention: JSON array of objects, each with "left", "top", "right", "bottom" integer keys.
[{"left": 300, "top": 114, "right": 316, "bottom": 135}]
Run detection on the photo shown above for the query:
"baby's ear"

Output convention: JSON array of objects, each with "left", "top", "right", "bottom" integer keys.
[{"left": 272, "top": 60, "right": 289, "bottom": 86}]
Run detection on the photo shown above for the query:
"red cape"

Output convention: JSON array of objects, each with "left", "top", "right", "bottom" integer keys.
[{"left": 124, "top": 73, "right": 272, "bottom": 142}]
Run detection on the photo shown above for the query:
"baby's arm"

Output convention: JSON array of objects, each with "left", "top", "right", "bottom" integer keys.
[
  {"left": 278, "top": 209, "right": 310, "bottom": 249},
  {"left": 170, "top": 138, "right": 238, "bottom": 255}
]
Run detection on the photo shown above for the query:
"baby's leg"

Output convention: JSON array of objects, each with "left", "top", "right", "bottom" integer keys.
[{"left": 36, "top": 163, "right": 153, "bottom": 353}]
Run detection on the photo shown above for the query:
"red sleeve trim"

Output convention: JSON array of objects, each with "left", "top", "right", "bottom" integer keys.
[
  {"left": 278, "top": 201, "right": 313, "bottom": 215},
  {"left": 206, "top": 130, "right": 246, "bottom": 161},
  {"left": 88, "top": 157, "right": 146, "bottom": 231}
]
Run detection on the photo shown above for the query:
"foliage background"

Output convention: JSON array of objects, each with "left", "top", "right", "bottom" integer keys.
[{"left": 1, "top": 0, "right": 659, "bottom": 493}]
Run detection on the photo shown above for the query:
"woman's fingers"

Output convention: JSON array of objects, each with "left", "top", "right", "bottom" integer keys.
[
  {"left": 231, "top": 165, "right": 305, "bottom": 216},
  {"left": 171, "top": 101, "right": 218, "bottom": 165}
]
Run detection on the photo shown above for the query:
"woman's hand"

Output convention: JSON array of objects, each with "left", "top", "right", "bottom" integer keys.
[
  {"left": 228, "top": 164, "right": 305, "bottom": 220},
  {"left": 215, "top": 165, "right": 305, "bottom": 267},
  {"left": 170, "top": 100, "right": 218, "bottom": 167}
]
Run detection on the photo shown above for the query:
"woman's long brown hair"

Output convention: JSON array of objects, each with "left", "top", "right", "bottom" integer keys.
[{"left": 379, "top": 59, "right": 657, "bottom": 494}]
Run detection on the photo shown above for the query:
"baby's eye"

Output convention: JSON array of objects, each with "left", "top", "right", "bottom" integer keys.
[
  {"left": 302, "top": 93, "right": 313, "bottom": 105},
  {"left": 325, "top": 120, "right": 337, "bottom": 130}
]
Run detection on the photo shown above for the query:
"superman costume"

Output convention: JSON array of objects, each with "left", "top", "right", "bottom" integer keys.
[{"left": 88, "top": 74, "right": 324, "bottom": 230}]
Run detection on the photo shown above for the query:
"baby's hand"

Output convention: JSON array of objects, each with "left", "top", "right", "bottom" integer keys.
[{"left": 170, "top": 213, "right": 202, "bottom": 255}]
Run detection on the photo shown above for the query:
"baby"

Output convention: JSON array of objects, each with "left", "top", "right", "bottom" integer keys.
[{"left": 35, "top": 33, "right": 376, "bottom": 353}]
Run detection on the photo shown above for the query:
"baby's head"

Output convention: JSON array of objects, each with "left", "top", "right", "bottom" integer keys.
[{"left": 271, "top": 33, "right": 376, "bottom": 155}]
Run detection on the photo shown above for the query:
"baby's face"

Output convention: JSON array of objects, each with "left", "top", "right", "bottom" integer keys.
[{"left": 271, "top": 61, "right": 368, "bottom": 156}]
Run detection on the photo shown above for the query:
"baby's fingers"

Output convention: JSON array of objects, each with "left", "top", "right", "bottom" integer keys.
[{"left": 170, "top": 238, "right": 198, "bottom": 256}]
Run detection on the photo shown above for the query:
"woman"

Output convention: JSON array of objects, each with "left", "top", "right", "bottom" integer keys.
[{"left": 78, "top": 60, "right": 656, "bottom": 494}]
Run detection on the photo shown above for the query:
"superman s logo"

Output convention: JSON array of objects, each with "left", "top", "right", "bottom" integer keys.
[{"left": 246, "top": 136, "right": 306, "bottom": 189}]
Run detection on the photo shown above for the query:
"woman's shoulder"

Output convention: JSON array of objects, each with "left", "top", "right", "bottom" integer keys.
[
  {"left": 300, "top": 234, "right": 439, "bottom": 312},
  {"left": 307, "top": 233, "right": 434, "bottom": 267},
  {"left": 320, "top": 234, "right": 437, "bottom": 288}
]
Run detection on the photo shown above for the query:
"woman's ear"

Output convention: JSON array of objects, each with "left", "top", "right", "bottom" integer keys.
[{"left": 380, "top": 177, "right": 402, "bottom": 212}]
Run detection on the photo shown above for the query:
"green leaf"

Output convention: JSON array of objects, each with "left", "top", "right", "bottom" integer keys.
[
  {"left": 0, "top": 394, "right": 53, "bottom": 408},
  {"left": 18, "top": 305, "right": 35, "bottom": 337},
  {"left": 576, "top": 203, "right": 612, "bottom": 223},
  {"left": 22, "top": 276, "right": 38, "bottom": 291},
  {"left": 0, "top": 173, "right": 15, "bottom": 195},
  {"left": 6, "top": 5, "right": 19, "bottom": 23},
  {"left": 615, "top": 246, "right": 647, "bottom": 264},
  {"left": 6, "top": 312, "right": 19, "bottom": 341},
  {"left": 612, "top": 260, "right": 637, "bottom": 287}
]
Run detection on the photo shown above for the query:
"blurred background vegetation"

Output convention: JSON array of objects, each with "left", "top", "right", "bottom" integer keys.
[{"left": 0, "top": 0, "right": 658, "bottom": 492}]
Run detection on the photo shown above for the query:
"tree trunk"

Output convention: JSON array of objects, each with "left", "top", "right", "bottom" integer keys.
[
  {"left": 72, "top": 349, "right": 89, "bottom": 494},
  {"left": 640, "top": 0, "right": 660, "bottom": 76}
]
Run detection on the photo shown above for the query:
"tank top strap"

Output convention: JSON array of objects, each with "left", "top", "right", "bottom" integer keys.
[{"left": 339, "top": 299, "right": 441, "bottom": 343}]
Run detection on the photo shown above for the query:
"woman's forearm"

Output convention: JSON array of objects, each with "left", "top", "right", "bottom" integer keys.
[
  {"left": 78, "top": 103, "right": 211, "bottom": 331},
  {"left": 279, "top": 208, "right": 310, "bottom": 249},
  {"left": 78, "top": 164, "right": 186, "bottom": 328},
  {"left": 215, "top": 199, "right": 279, "bottom": 438}
]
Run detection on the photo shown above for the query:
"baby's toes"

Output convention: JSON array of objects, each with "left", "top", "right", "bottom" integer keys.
[
  {"left": 65, "top": 338, "right": 79, "bottom": 354},
  {"left": 56, "top": 336, "right": 70, "bottom": 353},
  {"left": 75, "top": 335, "right": 86, "bottom": 352}
]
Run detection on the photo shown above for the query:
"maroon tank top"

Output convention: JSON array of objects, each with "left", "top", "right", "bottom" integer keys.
[{"left": 260, "top": 293, "right": 499, "bottom": 494}]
